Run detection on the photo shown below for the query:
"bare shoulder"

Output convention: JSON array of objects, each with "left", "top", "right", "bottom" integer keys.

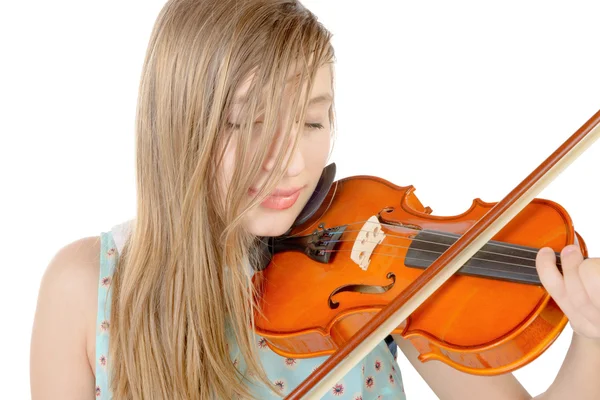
[{"left": 30, "top": 235, "right": 102, "bottom": 400}]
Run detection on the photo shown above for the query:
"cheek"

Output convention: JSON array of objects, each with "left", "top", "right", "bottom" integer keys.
[{"left": 304, "top": 132, "right": 331, "bottom": 170}]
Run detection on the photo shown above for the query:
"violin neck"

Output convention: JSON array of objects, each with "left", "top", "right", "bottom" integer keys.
[{"left": 405, "top": 229, "right": 565, "bottom": 285}]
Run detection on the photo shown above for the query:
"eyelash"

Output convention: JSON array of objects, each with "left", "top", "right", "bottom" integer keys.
[
  {"left": 227, "top": 122, "right": 324, "bottom": 130},
  {"left": 305, "top": 122, "right": 325, "bottom": 130}
]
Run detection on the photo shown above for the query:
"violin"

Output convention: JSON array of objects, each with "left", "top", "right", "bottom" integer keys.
[
  {"left": 252, "top": 109, "right": 600, "bottom": 399},
  {"left": 254, "top": 171, "right": 584, "bottom": 371}
]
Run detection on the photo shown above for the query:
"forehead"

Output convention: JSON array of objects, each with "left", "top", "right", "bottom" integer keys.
[{"left": 233, "top": 63, "right": 333, "bottom": 104}]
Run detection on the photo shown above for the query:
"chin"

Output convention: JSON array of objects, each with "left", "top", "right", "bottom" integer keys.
[{"left": 244, "top": 206, "right": 300, "bottom": 237}]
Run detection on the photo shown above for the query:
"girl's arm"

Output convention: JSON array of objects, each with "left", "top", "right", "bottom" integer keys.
[
  {"left": 393, "top": 320, "right": 600, "bottom": 399},
  {"left": 393, "top": 334, "right": 531, "bottom": 400},
  {"left": 30, "top": 237, "right": 100, "bottom": 399}
]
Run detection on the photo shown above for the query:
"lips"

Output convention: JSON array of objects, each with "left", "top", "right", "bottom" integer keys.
[
  {"left": 269, "top": 187, "right": 303, "bottom": 196},
  {"left": 249, "top": 185, "right": 305, "bottom": 210},
  {"left": 249, "top": 186, "right": 303, "bottom": 197}
]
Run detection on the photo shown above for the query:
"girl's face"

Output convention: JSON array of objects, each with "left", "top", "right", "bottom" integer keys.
[{"left": 221, "top": 64, "right": 333, "bottom": 236}]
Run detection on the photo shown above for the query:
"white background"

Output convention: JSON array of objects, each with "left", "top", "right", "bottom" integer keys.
[{"left": 1, "top": 0, "right": 599, "bottom": 398}]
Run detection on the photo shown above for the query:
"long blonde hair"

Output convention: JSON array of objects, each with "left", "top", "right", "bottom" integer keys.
[{"left": 107, "top": 0, "right": 335, "bottom": 398}]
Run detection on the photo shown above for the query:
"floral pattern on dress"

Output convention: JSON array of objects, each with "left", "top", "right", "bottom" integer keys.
[{"left": 95, "top": 230, "right": 407, "bottom": 399}]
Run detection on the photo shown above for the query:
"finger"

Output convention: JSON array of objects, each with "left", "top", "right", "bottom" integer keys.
[
  {"left": 560, "top": 244, "right": 590, "bottom": 309},
  {"left": 579, "top": 258, "right": 600, "bottom": 309},
  {"left": 536, "top": 247, "right": 598, "bottom": 330},
  {"left": 559, "top": 245, "right": 600, "bottom": 328},
  {"left": 536, "top": 247, "right": 566, "bottom": 302}
]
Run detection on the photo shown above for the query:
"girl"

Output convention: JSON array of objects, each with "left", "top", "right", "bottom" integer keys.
[{"left": 30, "top": 0, "right": 600, "bottom": 399}]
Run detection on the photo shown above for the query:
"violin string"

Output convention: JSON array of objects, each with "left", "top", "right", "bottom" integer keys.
[
  {"left": 326, "top": 236, "right": 560, "bottom": 266},
  {"left": 320, "top": 249, "right": 543, "bottom": 278},
  {"left": 323, "top": 221, "right": 548, "bottom": 256},
  {"left": 303, "top": 214, "right": 565, "bottom": 259},
  {"left": 284, "top": 218, "right": 568, "bottom": 272},
  {"left": 327, "top": 231, "right": 548, "bottom": 265},
  {"left": 323, "top": 238, "right": 557, "bottom": 270}
]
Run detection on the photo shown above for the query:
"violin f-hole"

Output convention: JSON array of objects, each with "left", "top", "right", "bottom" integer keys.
[{"left": 328, "top": 272, "right": 396, "bottom": 309}]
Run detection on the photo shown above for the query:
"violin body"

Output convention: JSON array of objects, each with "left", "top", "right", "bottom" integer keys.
[{"left": 254, "top": 175, "right": 588, "bottom": 375}]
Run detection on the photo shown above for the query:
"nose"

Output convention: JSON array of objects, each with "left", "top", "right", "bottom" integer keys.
[{"left": 262, "top": 126, "right": 305, "bottom": 177}]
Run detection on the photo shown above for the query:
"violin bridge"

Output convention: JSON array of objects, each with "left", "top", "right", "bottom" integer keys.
[{"left": 351, "top": 215, "right": 386, "bottom": 270}]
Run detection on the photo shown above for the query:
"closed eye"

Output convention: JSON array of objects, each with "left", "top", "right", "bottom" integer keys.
[
  {"left": 305, "top": 122, "right": 324, "bottom": 130},
  {"left": 227, "top": 122, "right": 324, "bottom": 130}
]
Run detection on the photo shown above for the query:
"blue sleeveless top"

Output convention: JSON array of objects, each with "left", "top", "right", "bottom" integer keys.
[{"left": 95, "top": 224, "right": 407, "bottom": 399}]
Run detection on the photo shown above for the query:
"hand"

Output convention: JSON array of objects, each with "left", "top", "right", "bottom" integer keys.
[{"left": 537, "top": 245, "right": 600, "bottom": 340}]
